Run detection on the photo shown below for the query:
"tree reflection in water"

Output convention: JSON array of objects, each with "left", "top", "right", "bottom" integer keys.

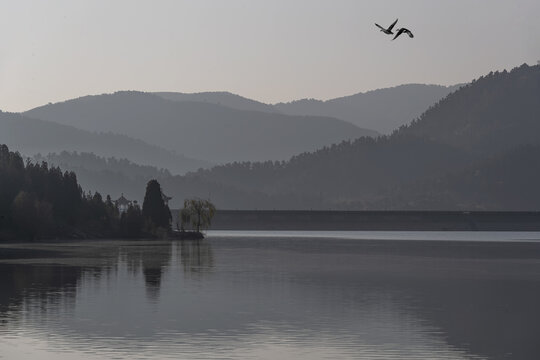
[
  {"left": 0, "top": 262, "right": 82, "bottom": 325},
  {"left": 178, "top": 240, "right": 214, "bottom": 276},
  {"left": 117, "top": 240, "right": 214, "bottom": 299},
  {"left": 0, "top": 240, "right": 214, "bottom": 314}
]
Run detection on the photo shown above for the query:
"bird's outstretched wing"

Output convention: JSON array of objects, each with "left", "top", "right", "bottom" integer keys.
[
  {"left": 392, "top": 28, "right": 405, "bottom": 40},
  {"left": 388, "top": 18, "right": 398, "bottom": 31},
  {"left": 406, "top": 29, "right": 414, "bottom": 38},
  {"left": 375, "top": 23, "right": 385, "bottom": 31}
]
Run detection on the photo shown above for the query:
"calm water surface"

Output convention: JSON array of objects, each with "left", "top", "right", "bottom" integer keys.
[{"left": 1, "top": 232, "right": 540, "bottom": 359}]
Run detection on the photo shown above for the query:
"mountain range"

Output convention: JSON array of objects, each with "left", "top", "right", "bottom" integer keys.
[
  {"left": 154, "top": 84, "right": 460, "bottom": 135},
  {"left": 22, "top": 83, "right": 460, "bottom": 165},
  {"left": 24, "top": 92, "right": 377, "bottom": 164},
  {"left": 274, "top": 84, "right": 462, "bottom": 134},
  {"left": 155, "top": 84, "right": 462, "bottom": 134},
  {"left": 7, "top": 64, "right": 538, "bottom": 210}
]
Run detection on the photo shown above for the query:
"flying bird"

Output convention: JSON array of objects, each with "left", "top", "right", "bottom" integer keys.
[
  {"left": 375, "top": 19, "right": 398, "bottom": 35},
  {"left": 392, "top": 28, "right": 414, "bottom": 40}
]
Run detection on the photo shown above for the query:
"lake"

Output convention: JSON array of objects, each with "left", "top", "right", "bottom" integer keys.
[{"left": 1, "top": 232, "right": 540, "bottom": 359}]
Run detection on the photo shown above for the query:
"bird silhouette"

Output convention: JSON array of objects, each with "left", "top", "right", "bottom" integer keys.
[
  {"left": 375, "top": 19, "right": 398, "bottom": 35},
  {"left": 392, "top": 28, "right": 414, "bottom": 40}
]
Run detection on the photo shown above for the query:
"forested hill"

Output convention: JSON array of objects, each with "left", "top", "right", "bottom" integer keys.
[
  {"left": 392, "top": 144, "right": 540, "bottom": 211},
  {"left": 176, "top": 63, "right": 540, "bottom": 210},
  {"left": 399, "top": 64, "right": 540, "bottom": 156},
  {"left": 188, "top": 136, "right": 469, "bottom": 202}
]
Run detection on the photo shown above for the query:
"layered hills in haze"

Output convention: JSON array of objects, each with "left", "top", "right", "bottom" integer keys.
[
  {"left": 0, "top": 112, "right": 209, "bottom": 174},
  {"left": 25, "top": 92, "right": 377, "bottom": 164},
  {"left": 274, "top": 84, "right": 462, "bottom": 134},
  {"left": 14, "top": 64, "right": 538, "bottom": 210},
  {"left": 154, "top": 84, "right": 460, "bottom": 135}
]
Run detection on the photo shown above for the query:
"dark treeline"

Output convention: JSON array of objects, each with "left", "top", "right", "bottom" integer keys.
[
  {"left": 0, "top": 145, "right": 171, "bottom": 241},
  {"left": 34, "top": 151, "right": 171, "bottom": 204},
  {"left": 38, "top": 151, "right": 308, "bottom": 210},
  {"left": 380, "top": 144, "right": 540, "bottom": 210},
  {"left": 34, "top": 151, "right": 172, "bottom": 179}
]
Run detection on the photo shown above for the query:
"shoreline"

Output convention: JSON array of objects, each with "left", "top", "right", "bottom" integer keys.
[
  {"left": 0, "top": 230, "right": 204, "bottom": 243},
  {"left": 206, "top": 230, "right": 540, "bottom": 243},
  {"left": 181, "top": 210, "right": 540, "bottom": 231}
]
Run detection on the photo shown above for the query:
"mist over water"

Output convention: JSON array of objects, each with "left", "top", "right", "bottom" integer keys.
[{"left": 1, "top": 234, "right": 539, "bottom": 359}]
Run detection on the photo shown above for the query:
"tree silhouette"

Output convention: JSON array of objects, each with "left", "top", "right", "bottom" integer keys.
[{"left": 142, "top": 180, "right": 171, "bottom": 232}]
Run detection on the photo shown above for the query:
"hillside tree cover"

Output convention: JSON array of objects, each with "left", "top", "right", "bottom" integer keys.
[{"left": 176, "top": 64, "right": 540, "bottom": 210}]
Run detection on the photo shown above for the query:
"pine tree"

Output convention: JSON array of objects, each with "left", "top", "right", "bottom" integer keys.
[{"left": 142, "top": 180, "right": 171, "bottom": 231}]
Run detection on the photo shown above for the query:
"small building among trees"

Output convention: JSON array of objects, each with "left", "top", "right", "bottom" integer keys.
[
  {"left": 162, "top": 193, "right": 172, "bottom": 207},
  {"left": 115, "top": 194, "right": 132, "bottom": 214}
]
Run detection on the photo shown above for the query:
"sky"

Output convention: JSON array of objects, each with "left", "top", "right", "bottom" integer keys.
[{"left": 0, "top": 0, "right": 539, "bottom": 112}]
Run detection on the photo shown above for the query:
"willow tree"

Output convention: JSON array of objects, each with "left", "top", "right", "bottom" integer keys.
[{"left": 181, "top": 198, "right": 216, "bottom": 232}]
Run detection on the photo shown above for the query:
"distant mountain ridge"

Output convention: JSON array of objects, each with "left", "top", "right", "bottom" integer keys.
[
  {"left": 274, "top": 84, "right": 462, "bottom": 134},
  {"left": 0, "top": 112, "right": 210, "bottom": 174},
  {"left": 154, "top": 84, "right": 461, "bottom": 134},
  {"left": 155, "top": 91, "right": 276, "bottom": 113},
  {"left": 25, "top": 92, "right": 377, "bottom": 164}
]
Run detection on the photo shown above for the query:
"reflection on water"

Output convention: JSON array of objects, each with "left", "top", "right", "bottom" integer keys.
[{"left": 0, "top": 235, "right": 539, "bottom": 359}]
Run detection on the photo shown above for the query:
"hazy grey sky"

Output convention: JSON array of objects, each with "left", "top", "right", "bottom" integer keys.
[{"left": 1, "top": 0, "right": 539, "bottom": 112}]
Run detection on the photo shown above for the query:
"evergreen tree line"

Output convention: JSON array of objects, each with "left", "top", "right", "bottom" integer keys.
[{"left": 0, "top": 145, "right": 172, "bottom": 241}]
